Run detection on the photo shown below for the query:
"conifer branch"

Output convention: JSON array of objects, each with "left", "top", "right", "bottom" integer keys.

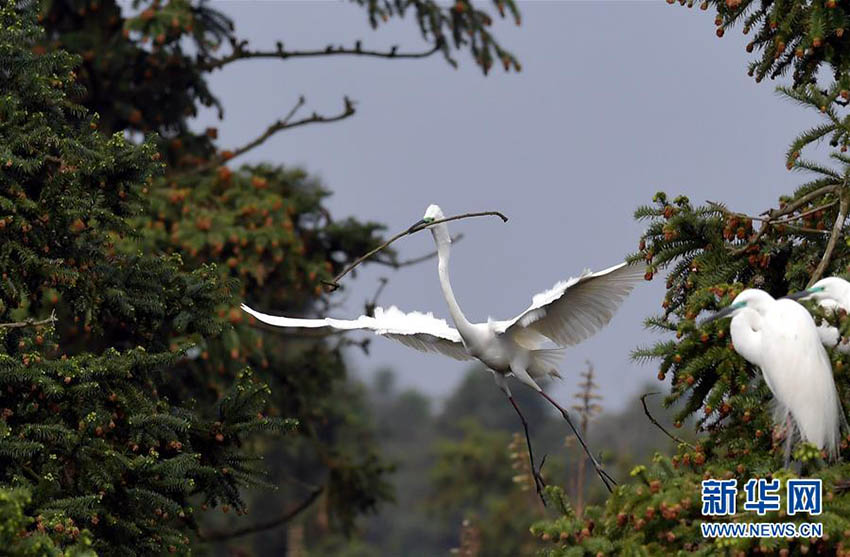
[
  {"left": 0, "top": 310, "right": 56, "bottom": 329},
  {"left": 808, "top": 185, "right": 850, "bottom": 287},
  {"left": 710, "top": 183, "right": 841, "bottom": 255},
  {"left": 322, "top": 211, "right": 508, "bottom": 291},
  {"left": 640, "top": 392, "right": 694, "bottom": 449},
  {"left": 200, "top": 486, "right": 324, "bottom": 541},
  {"left": 199, "top": 39, "right": 442, "bottom": 71}
]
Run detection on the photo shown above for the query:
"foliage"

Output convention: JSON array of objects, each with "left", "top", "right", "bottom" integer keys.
[
  {"left": 0, "top": 486, "right": 96, "bottom": 556},
  {"left": 0, "top": 4, "right": 294, "bottom": 554},
  {"left": 349, "top": 0, "right": 522, "bottom": 73},
  {"left": 16, "top": 0, "right": 523, "bottom": 553},
  {"left": 534, "top": 3, "right": 850, "bottom": 553},
  {"left": 675, "top": 0, "right": 850, "bottom": 87}
]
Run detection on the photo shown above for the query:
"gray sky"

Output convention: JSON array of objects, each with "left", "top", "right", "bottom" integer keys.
[{"left": 195, "top": 1, "right": 820, "bottom": 411}]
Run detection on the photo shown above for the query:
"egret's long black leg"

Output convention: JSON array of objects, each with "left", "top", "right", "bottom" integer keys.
[
  {"left": 783, "top": 413, "right": 793, "bottom": 469},
  {"left": 507, "top": 395, "right": 547, "bottom": 505},
  {"left": 538, "top": 390, "right": 616, "bottom": 493}
]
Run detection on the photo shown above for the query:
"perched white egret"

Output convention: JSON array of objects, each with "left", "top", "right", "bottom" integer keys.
[
  {"left": 787, "top": 277, "right": 850, "bottom": 353},
  {"left": 703, "top": 289, "right": 843, "bottom": 460},
  {"left": 242, "top": 204, "right": 644, "bottom": 497}
]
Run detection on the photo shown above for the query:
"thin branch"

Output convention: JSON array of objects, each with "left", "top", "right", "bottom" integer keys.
[
  {"left": 640, "top": 392, "right": 694, "bottom": 449},
  {"left": 808, "top": 185, "right": 850, "bottom": 287},
  {"left": 200, "top": 39, "right": 441, "bottom": 71},
  {"left": 364, "top": 277, "right": 388, "bottom": 318},
  {"left": 0, "top": 310, "right": 56, "bottom": 329},
  {"left": 709, "top": 183, "right": 841, "bottom": 256},
  {"left": 781, "top": 199, "right": 838, "bottom": 223},
  {"left": 371, "top": 233, "right": 465, "bottom": 269},
  {"left": 322, "top": 211, "right": 508, "bottom": 292},
  {"left": 200, "top": 487, "right": 323, "bottom": 542},
  {"left": 194, "top": 97, "right": 355, "bottom": 174}
]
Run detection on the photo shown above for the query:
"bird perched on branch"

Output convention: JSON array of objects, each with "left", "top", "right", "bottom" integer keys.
[
  {"left": 242, "top": 204, "right": 643, "bottom": 500},
  {"left": 787, "top": 276, "right": 850, "bottom": 354},
  {"left": 703, "top": 288, "right": 844, "bottom": 461}
]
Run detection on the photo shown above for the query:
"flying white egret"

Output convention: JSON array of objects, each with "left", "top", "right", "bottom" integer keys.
[
  {"left": 787, "top": 276, "right": 850, "bottom": 354},
  {"left": 242, "top": 204, "right": 644, "bottom": 497},
  {"left": 703, "top": 288, "right": 843, "bottom": 460}
]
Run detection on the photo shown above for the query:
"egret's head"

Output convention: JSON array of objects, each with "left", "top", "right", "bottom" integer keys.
[
  {"left": 407, "top": 204, "right": 446, "bottom": 234},
  {"left": 406, "top": 204, "right": 451, "bottom": 247},
  {"left": 786, "top": 277, "right": 850, "bottom": 306},
  {"left": 423, "top": 204, "right": 445, "bottom": 222},
  {"left": 702, "top": 288, "right": 775, "bottom": 324}
]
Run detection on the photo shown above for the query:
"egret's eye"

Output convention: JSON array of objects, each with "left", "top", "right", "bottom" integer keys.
[
  {"left": 733, "top": 301, "right": 747, "bottom": 309},
  {"left": 423, "top": 217, "right": 435, "bottom": 223},
  {"left": 809, "top": 286, "right": 826, "bottom": 293}
]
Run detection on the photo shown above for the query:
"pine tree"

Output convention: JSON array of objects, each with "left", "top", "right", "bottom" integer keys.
[
  {"left": 532, "top": 2, "right": 850, "bottom": 555},
  {"left": 0, "top": 4, "right": 294, "bottom": 555},
  {"left": 22, "top": 0, "right": 522, "bottom": 551}
]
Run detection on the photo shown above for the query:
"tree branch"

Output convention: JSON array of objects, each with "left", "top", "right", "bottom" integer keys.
[
  {"left": 322, "top": 211, "right": 508, "bottom": 292},
  {"left": 371, "top": 233, "right": 464, "bottom": 269},
  {"left": 200, "top": 487, "right": 323, "bottom": 542},
  {"left": 0, "top": 310, "right": 56, "bottom": 329},
  {"left": 200, "top": 39, "right": 442, "bottom": 71},
  {"left": 640, "top": 392, "right": 694, "bottom": 449},
  {"left": 708, "top": 183, "right": 841, "bottom": 256},
  {"left": 195, "top": 96, "right": 355, "bottom": 173},
  {"left": 808, "top": 185, "right": 850, "bottom": 287}
]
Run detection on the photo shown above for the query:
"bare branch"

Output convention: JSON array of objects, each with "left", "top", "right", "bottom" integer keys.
[
  {"left": 371, "top": 233, "right": 464, "bottom": 269},
  {"left": 640, "top": 392, "right": 694, "bottom": 449},
  {"left": 0, "top": 310, "right": 56, "bottom": 330},
  {"left": 364, "top": 277, "right": 388, "bottom": 318},
  {"left": 323, "top": 211, "right": 508, "bottom": 292},
  {"left": 808, "top": 185, "right": 850, "bottom": 286},
  {"left": 195, "top": 97, "right": 354, "bottom": 173},
  {"left": 200, "top": 39, "right": 441, "bottom": 72},
  {"left": 200, "top": 487, "right": 323, "bottom": 542}
]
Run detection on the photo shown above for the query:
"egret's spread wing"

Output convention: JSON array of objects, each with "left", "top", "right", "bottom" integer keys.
[
  {"left": 494, "top": 262, "right": 643, "bottom": 347},
  {"left": 241, "top": 304, "right": 472, "bottom": 361}
]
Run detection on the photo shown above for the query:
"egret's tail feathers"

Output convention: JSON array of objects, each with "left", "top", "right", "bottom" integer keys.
[{"left": 529, "top": 348, "right": 566, "bottom": 380}]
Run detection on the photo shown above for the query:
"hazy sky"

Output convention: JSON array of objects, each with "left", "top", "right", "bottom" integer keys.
[{"left": 194, "top": 1, "right": 821, "bottom": 411}]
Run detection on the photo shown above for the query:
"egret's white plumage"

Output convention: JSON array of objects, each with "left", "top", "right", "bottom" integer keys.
[
  {"left": 243, "top": 204, "right": 643, "bottom": 495},
  {"left": 241, "top": 304, "right": 473, "bottom": 361},
  {"left": 707, "top": 288, "right": 843, "bottom": 459},
  {"left": 788, "top": 276, "right": 850, "bottom": 353}
]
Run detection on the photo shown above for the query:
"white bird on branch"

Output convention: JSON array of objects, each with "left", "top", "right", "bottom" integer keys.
[
  {"left": 703, "top": 288, "right": 844, "bottom": 462},
  {"left": 242, "top": 204, "right": 644, "bottom": 499},
  {"left": 787, "top": 276, "right": 850, "bottom": 354}
]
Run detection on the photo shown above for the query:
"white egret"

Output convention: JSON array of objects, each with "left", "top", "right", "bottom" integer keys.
[
  {"left": 242, "top": 204, "right": 644, "bottom": 497},
  {"left": 787, "top": 277, "right": 850, "bottom": 353},
  {"left": 703, "top": 289, "right": 843, "bottom": 460}
]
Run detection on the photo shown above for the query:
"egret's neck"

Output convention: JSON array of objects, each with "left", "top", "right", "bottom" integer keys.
[
  {"left": 434, "top": 231, "right": 475, "bottom": 338},
  {"left": 730, "top": 309, "right": 763, "bottom": 367}
]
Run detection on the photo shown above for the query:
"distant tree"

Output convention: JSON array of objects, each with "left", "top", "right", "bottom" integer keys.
[
  {"left": 571, "top": 361, "right": 602, "bottom": 518},
  {"left": 429, "top": 420, "right": 544, "bottom": 557}
]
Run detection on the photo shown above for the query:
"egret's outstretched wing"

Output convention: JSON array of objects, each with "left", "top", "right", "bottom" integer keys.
[
  {"left": 241, "top": 304, "right": 472, "bottom": 361},
  {"left": 493, "top": 262, "right": 643, "bottom": 347}
]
